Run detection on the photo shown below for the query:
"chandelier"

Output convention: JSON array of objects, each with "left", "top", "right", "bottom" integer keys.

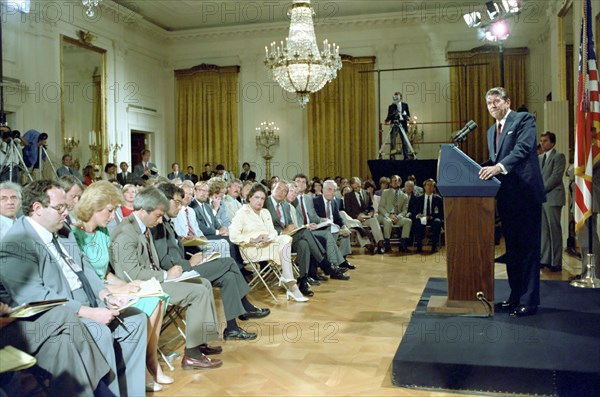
[
  {"left": 82, "top": 0, "right": 102, "bottom": 17},
  {"left": 264, "top": 0, "right": 342, "bottom": 107}
]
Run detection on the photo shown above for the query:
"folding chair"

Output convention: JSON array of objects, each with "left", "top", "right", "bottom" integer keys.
[
  {"left": 158, "top": 304, "right": 187, "bottom": 371},
  {"left": 240, "top": 249, "right": 282, "bottom": 302}
]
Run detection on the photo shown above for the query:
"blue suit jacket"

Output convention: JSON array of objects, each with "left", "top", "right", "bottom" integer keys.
[{"left": 484, "top": 111, "right": 545, "bottom": 206}]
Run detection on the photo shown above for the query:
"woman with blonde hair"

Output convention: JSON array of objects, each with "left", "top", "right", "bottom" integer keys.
[
  {"left": 71, "top": 181, "right": 172, "bottom": 392},
  {"left": 229, "top": 183, "right": 307, "bottom": 302}
]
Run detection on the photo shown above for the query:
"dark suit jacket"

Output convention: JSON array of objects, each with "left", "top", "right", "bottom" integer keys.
[
  {"left": 343, "top": 189, "right": 373, "bottom": 219},
  {"left": 117, "top": 171, "right": 133, "bottom": 186},
  {"left": 184, "top": 173, "right": 199, "bottom": 184},
  {"left": 151, "top": 217, "right": 193, "bottom": 271},
  {"left": 385, "top": 102, "right": 410, "bottom": 126},
  {"left": 0, "top": 218, "right": 104, "bottom": 311},
  {"left": 201, "top": 171, "right": 215, "bottom": 181},
  {"left": 313, "top": 195, "right": 344, "bottom": 228},
  {"left": 167, "top": 171, "right": 185, "bottom": 181},
  {"left": 239, "top": 170, "right": 256, "bottom": 181},
  {"left": 409, "top": 194, "right": 444, "bottom": 222},
  {"left": 189, "top": 199, "right": 221, "bottom": 236},
  {"left": 265, "top": 197, "right": 294, "bottom": 234},
  {"left": 484, "top": 111, "right": 545, "bottom": 206}
]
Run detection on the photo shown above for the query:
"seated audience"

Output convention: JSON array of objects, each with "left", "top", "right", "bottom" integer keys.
[
  {"left": 56, "top": 154, "right": 84, "bottom": 181},
  {"left": 223, "top": 178, "right": 243, "bottom": 221},
  {"left": 0, "top": 182, "right": 20, "bottom": 239},
  {"left": 117, "top": 161, "right": 133, "bottom": 186},
  {"left": 409, "top": 178, "right": 444, "bottom": 253},
  {"left": 82, "top": 165, "right": 96, "bottom": 186},
  {"left": 377, "top": 175, "right": 412, "bottom": 252},
  {"left": 343, "top": 177, "right": 386, "bottom": 254},
  {"left": 239, "top": 162, "right": 256, "bottom": 181},
  {"left": 184, "top": 165, "right": 199, "bottom": 184},
  {"left": 60, "top": 175, "right": 84, "bottom": 225},
  {"left": 167, "top": 162, "right": 185, "bottom": 181},
  {"left": 375, "top": 176, "right": 390, "bottom": 196},
  {"left": 207, "top": 177, "right": 231, "bottom": 227}
]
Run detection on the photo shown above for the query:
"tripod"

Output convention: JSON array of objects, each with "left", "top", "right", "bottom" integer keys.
[
  {"left": 0, "top": 139, "right": 33, "bottom": 183},
  {"left": 378, "top": 119, "right": 417, "bottom": 160},
  {"left": 37, "top": 145, "right": 59, "bottom": 180}
]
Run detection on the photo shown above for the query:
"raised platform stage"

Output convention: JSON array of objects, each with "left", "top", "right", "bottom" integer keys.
[
  {"left": 367, "top": 159, "right": 437, "bottom": 185},
  {"left": 392, "top": 278, "right": 600, "bottom": 396}
]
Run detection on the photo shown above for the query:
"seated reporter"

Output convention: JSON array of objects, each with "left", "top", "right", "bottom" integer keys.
[
  {"left": 409, "top": 179, "right": 444, "bottom": 253},
  {"left": 229, "top": 183, "right": 307, "bottom": 302},
  {"left": 109, "top": 185, "right": 224, "bottom": 370},
  {"left": 152, "top": 182, "right": 268, "bottom": 340}
]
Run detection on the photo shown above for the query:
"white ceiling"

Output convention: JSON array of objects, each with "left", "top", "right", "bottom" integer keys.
[{"left": 110, "top": 0, "right": 544, "bottom": 33}]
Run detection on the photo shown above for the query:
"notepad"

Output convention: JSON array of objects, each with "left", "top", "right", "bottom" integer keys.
[
  {"left": 163, "top": 270, "right": 200, "bottom": 283},
  {"left": 5, "top": 299, "right": 67, "bottom": 319},
  {"left": 0, "top": 346, "right": 36, "bottom": 373}
]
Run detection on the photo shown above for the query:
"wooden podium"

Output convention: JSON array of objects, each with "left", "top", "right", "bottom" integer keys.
[{"left": 427, "top": 145, "right": 500, "bottom": 316}]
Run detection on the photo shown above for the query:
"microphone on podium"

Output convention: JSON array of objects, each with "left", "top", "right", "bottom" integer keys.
[{"left": 452, "top": 120, "right": 478, "bottom": 144}]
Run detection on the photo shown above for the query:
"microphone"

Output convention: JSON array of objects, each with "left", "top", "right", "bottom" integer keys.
[{"left": 452, "top": 120, "right": 478, "bottom": 143}]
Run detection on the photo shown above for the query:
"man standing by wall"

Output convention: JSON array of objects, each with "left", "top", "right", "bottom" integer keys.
[{"left": 539, "top": 131, "right": 566, "bottom": 272}]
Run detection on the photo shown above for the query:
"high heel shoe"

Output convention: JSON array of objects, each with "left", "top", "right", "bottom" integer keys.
[
  {"left": 146, "top": 381, "right": 163, "bottom": 392},
  {"left": 286, "top": 290, "right": 309, "bottom": 302},
  {"left": 279, "top": 277, "right": 297, "bottom": 289},
  {"left": 156, "top": 373, "right": 174, "bottom": 385}
]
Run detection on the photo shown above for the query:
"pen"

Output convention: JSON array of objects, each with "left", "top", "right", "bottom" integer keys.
[
  {"left": 123, "top": 271, "right": 133, "bottom": 282},
  {"left": 185, "top": 252, "right": 193, "bottom": 257},
  {"left": 114, "top": 315, "right": 131, "bottom": 333}
]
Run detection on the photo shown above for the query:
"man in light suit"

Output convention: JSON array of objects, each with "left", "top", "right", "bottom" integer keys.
[
  {"left": 109, "top": 185, "right": 224, "bottom": 369},
  {"left": 0, "top": 179, "right": 147, "bottom": 396},
  {"left": 479, "top": 87, "right": 546, "bottom": 317},
  {"left": 223, "top": 178, "right": 243, "bottom": 222},
  {"left": 377, "top": 175, "right": 412, "bottom": 252},
  {"left": 151, "top": 183, "right": 268, "bottom": 340},
  {"left": 539, "top": 131, "right": 566, "bottom": 272},
  {"left": 167, "top": 162, "right": 185, "bottom": 181},
  {"left": 56, "top": 154, "right": 84, "bottom": 181},
  {"left": 133, "top": 149, "right": 159, "bottom": 181},
  {"left": 343, "top": 177, "right": 386, "bottom": 254}
]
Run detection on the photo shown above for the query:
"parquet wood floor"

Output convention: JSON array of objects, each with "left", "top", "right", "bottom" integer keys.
[{"left": 155, "top": 245, "right": 581, "bottom": 396}]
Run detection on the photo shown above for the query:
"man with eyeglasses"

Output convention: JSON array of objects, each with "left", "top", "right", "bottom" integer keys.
[
  {"left": 151, "top": 183, "right": 268, "bottom": 341},
  {"left": 0, "top": 179, "right": 147, "bottom": 396},
  {"left": 0, "top": 182, "right": 21, "bottom": 239}
]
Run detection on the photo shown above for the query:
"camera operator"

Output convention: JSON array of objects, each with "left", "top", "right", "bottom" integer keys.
[
  {"left": 384, "top": 92, "right": 411, "bottom": 160},
  {"left": 22, "top": 129, "right": 48, "bottom": 170},
  {"left": 0, "top": 127, "right": 28, "bottom": 183}
]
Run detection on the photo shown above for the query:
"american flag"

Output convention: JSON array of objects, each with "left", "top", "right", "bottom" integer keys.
[{"left": 574, "top": 0, "right": 600, "bottom": 233}]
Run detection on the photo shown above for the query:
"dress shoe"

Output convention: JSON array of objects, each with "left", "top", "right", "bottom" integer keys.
[
  {"left": 197, "top": 343, "right": 223, "bottom": 355},
  {"left": 364, "top": 244, "right": 376, "bottom": 255},
  {"left": 547, "top": 265, "right": 562, "bottom": 272},
  {"left": 298, "top": 279, "right": 314, "bottom": 296},
  {"left": 495, "top": 300, "right": 517, "bottom": 312},
  {"left": 339, "top": 261, "right": 356, "bottom": 270},
  {"left": 307, "top": 276, "right": 321, "bottom": 286},
  {"left": 398, "top": 243, "right": 409, "bottom": 253},
  {"left": 279, "top": 277, "right": 297, "bottom": 289},
  {"left": 329, "top": 267, "right": 350, "bottom": 280},
  {"left": 181, "top": 354, "right": 223, "bottom": 370},
  {"left": 510, "top": 306, "right": 538, "bottom": 317},
  {"left": 223, "top": 327, "right": 258, "bottom": 341},
  {"left": 311, "top": 273, "right": 328, "bottom": 281},
  {"left": 238, "top": 308, "right": 270, "bottom": 321}
]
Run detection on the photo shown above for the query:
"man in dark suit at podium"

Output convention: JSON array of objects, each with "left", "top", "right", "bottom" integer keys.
[{"left": 479, "top": 87, "right": 545, "bottom": 317}]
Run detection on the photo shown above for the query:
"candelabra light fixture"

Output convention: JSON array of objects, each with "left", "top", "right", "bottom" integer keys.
[
  {"left": 264, "top": 0, "right": 342, "bottom": 107},
  {"left": 62, "top": 137, "right": 80, "bottom": 154},
  {"left": 105, "top": 143, "right": 123, "bottom": 165},
  {"left": 82, "top": 0, "right": 103, "bottom": 17},
  {"left": 256, "top": 122, "right": 280, "bottom": 181}
]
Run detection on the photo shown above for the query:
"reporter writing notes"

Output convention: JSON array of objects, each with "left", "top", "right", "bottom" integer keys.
[{"left": 479, "top": 87, "right": 545, "bottom": 317}]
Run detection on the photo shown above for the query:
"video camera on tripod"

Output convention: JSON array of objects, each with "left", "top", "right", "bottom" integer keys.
[{"left": 1, "top": 129, "right": 21, "bottom": 143}]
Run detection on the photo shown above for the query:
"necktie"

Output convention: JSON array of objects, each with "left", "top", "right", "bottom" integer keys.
[
  {"left": 542, "top": 153, "right": 547, "bottom": 169},
  {"left": 358, "top": 192, "right": 363, "bottom": 208},
  {"left": 326, "top": 200, "right": 331, "bottom": 219},
  {"left": 276, "top": 203, "right": 285, "bottom": 228},
  {"left": 144, "top": 229, "right": 159, "bottom": 271},
  {"left": 495, "top": 122, "right": 502, "bottom": 151},
  {"left": 51, "top": 236, "right": 98, "bottom": 307},
  {"left": 300, "top": 196, "right": 308, "bottom": 224},
  {"left": 185, "top": 207, "right": 195, "bottom": 236},
  {"left": 426, "top": 196, "right": 432, "bottom": 217},
  {"left": 68, "top": 167, "right": 73, "bottom": 175},
  {"left": 144, "top": 162, "right": 148, "bottom": 171}
]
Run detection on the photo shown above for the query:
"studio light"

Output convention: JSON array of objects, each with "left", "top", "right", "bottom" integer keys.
[
  {"left": 463, "top": 12, "right": 482, "bottom": 28},
  {"left": 502, "top": 0, "right": 521, "bottom": 14},
  {"left": 486, "top": 1, "right": 501, "bottom": 20}
]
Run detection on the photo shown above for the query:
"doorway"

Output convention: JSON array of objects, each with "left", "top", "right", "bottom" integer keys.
[{"left": 130, "top": 131, "right": 148, "bottom": 168}]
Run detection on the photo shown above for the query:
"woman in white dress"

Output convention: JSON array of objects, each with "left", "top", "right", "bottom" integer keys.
[{"left": 229, "top": 183, "right": 307, "bottom": 302}]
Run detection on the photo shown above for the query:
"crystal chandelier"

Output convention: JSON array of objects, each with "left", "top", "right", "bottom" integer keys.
[
  {"left": 82, "top": 0, "right": 102, "bottom": 17},
  {"left": 264, "top": 0, "right": 342, "bottom": 107}
]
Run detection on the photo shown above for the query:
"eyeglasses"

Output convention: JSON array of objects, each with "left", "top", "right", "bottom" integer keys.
[
  {"left": 47, "top": 204, "right": 69, "bottom": 213},
  {"left": 173, "top": 199, "right": 183, "bottom": 206}
]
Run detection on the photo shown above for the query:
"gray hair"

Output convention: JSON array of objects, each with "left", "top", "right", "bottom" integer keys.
[
  {"left": 404, "top": 180, "right": 415, "bottom": 188},
  {"left": 228, "top": 178, "right": 242, "bottom": 188},
  {"left": 181, "top": 180, "right": 195, "bottom": 189},
  {"left": 133, "top": 186, "right": 169, "bottom": 212},
  {"left": 0, "top": 182, "right": 22, "bottom": 200},
  {"left": 323, "top": 179, "right": 338, "bottom": 190},
  {"left": 485, "top": 87, "right": 510, "bottom": 101}
]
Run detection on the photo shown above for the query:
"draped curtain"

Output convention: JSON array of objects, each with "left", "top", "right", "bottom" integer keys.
[
  {"left": 448, "top": 46, "right": 528, "bottom": 163},
  {"left": 175, "top": 64, "right": 239, "bottom": 172},
  {"left": 307, "top": 55, "right": 376, "bottom": 179}
]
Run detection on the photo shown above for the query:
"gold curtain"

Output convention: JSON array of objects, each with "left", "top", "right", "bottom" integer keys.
[
  {"left": 448, "top": 46, "right": 528, "bottom": 163},
  {"left": 307, "top": 55, "right": 376, "bottom": 179},
  {"left": 175, "top": 64, "right": 239, "bottom": 173}
]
